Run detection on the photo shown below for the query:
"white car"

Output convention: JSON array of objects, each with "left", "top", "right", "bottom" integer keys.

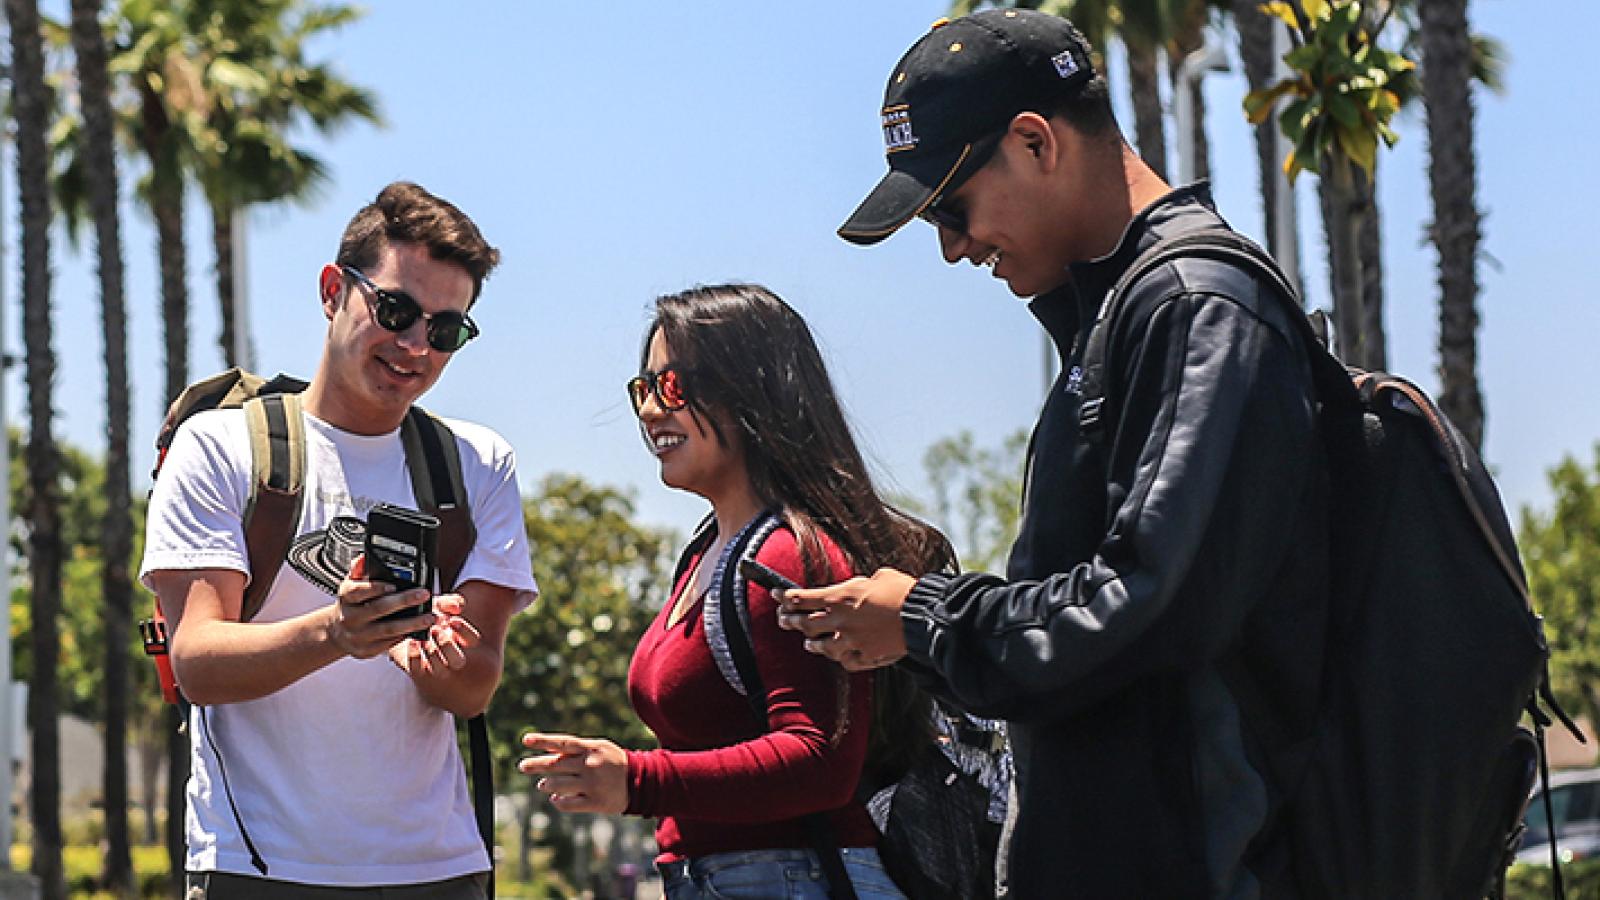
[{"left": 1516, "top": 766, "right": 1600, "bottom": 865}]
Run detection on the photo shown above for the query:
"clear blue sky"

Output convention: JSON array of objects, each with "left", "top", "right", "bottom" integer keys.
[{"left": 13, "top": 0, "right": 1594, "bottom": 539}]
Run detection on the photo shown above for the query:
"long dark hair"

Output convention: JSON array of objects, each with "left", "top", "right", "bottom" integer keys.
[{"left": 644, "top": 283, "right": 954, "bottom": 782}]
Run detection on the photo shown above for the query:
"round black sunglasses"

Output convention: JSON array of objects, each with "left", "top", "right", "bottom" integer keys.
[{"left": 342, "top": 265, "right": 480, "bottom": 353}]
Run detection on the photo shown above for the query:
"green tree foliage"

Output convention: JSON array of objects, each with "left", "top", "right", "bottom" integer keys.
[
  {"left": 1520, "top": 447, "right": 1600, "bottom": 727},
  {"left": 493, "top": 474, "right": 673, "bottom": 756},
  {"left": 1245, "top": 0, "right": 1417, "bottom": 369},
  {"left": 488, "top": 473, "right": 673, "bottom": 883},
  {"left": 919, "top": 430, "right": 1028, "bottom": 573},
  {"left": 1246, "top": 0, "right": 1414, "bottom": 180},
  {"left": 8, "top": 430, "right": 166, "bottom": 847}
]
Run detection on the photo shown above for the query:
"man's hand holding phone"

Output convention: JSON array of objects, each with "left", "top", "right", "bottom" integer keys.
[
  {"left": 775, "top": 566, "right": 917, "bottom": 671},
  {"left": 329, "top": 553, "right": 438, "bottom": 659}
]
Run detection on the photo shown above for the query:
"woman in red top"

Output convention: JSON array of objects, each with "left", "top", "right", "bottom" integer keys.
[{"left": 520, "top": 284, "right": 950, "bottom": 898}]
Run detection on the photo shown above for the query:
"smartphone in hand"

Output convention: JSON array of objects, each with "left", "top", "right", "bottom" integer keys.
[
  {"left": 364, "top": 503, "right": 440, "bottom": 641},
  {"left": 739, "top": 558, "right": 800, "bottom": 594}
]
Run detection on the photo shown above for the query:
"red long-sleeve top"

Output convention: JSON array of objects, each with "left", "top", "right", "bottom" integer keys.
[{"left": 624, "top": 525, "right": 877, "bottom": 862}]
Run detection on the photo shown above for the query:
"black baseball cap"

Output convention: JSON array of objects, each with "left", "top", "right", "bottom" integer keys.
[{"left": 838, "top": 9, "right": 1096, "bottom": 246}]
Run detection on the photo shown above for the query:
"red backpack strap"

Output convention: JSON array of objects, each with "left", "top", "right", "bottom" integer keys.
[
  {"left": 400, "top": 406, "right": 475, "bottom": 591},
  {"left": 239, "top": 393, "right": 306, "bottom": 621}
]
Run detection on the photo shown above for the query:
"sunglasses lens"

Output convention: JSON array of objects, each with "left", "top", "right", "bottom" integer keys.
[
  {"left": 372, "top": 291, "right": 421, "bottom": 332},
  {"left": 427, "top": 315, "right": 474, "bottom": 353},
  {"left": 923, "top": 204, "right": 964, "bottom": 233},
  {"left": 627, "top": 377, "right": 649, "bottom": 413},
  {"left": 657, "top": 369, "right": 687, "bottom": 410}
]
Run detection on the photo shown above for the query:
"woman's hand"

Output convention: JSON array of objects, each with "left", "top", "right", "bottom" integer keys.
[{"left": 519, "top": 732, "right": 629, "bottom": 815}]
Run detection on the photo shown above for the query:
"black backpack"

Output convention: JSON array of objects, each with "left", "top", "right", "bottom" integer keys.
[
  {"left": 1079, "top": 230, "right": 1581, "bottom": 898},
  {"left": 678, "top": 511, "right": 1011, "bottom": 900}
]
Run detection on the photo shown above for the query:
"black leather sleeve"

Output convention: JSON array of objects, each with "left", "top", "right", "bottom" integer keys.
[{"left": 901, "top": 265, "right": 1321, "bottom": 720}]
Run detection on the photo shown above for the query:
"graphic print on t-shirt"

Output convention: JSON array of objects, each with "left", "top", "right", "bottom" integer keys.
[{"left": 285, "top": 515, "right": 367, "bottom": 594}]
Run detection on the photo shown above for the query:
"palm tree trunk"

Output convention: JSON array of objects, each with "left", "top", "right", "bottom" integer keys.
[
  {"left": 139, "top": 81, "right": 190, "bottom": 408},
  {"left": 1168, "top": 5, "right": 1210, "bottom": 182},
  {"left": 1232, "top": 0, "right": 1280, "bottom": 243},
  {"left": 137, "top": 78, "right": 192, "bottom": 887},
  {"left": 6, "top": 1, "right": 66, "bottom": 896},
  {"left": 138, "top": 728, "right": 161, "bottom": 845},
  {"left": 166, "top": 707, "right": 188, "bottom": 893},
  {"left": 70, "top": 0, "right": 134, "bottom": 891},
  {"left": 1125, "top": 39, "right": 1168, "bottom": 181},
  {"left": 1419, "top": 0, "right": 1485, "bottom": 450},
  {"left": 1356, "top": 161, "right": 1388, "bottom": 371},
  {"left": 213, "top": 201, "right": 238, "bottom": 367},
  {"left": 1320, "top": 156, "right": 1367, "bottom": 367}
]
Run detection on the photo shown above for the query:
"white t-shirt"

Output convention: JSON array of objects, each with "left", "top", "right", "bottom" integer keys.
[{"left": 139, "top": 407, "right": 539, "bottom": 885}]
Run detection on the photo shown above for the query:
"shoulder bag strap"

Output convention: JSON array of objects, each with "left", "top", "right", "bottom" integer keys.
[
  {"left": 399, "top": 406, "right": 476, "bottom": 591},
  {"left": 1078, "top": 228, "right": 1360, "bottom": 446},
  {"left": 240, "top": 393, "right": 305, "bottom": 622},
  {"left": 717, "top": 514, "right": 859, "bottom": 900},
  {"left": 397, "top": 407, "right": 496, "bottom": 893}
]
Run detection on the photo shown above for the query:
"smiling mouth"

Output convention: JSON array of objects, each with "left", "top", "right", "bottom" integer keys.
[
  {"left": 379, "top": 357, "right": 423, "bottom": 380},
  {"left": 979, "top": 249, "right": 1002, "bottom": 268},
  {"left": 651, "top": 433, "right": 686, "bottom": 454}
]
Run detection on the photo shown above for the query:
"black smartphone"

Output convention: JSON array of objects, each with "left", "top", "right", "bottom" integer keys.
[
  {"left": 365, "top": 503, "right": 440, "bottom": 640},
  {"left": 739, "top": 558, "right": 800, "bottom": 594}
]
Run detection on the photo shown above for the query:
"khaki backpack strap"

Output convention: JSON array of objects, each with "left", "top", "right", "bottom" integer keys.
[
  {"left": 240, "top": 394, "right": 306, "bottom": 621},
  {"left": 400, "top": 407, "right": 475, "bottom": 591}
]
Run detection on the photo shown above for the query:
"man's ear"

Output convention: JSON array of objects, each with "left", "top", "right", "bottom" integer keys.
[
  {"left": 1007, "top": 111, "right": 1061, "bottom": 173},
  {"left": 318, "top": 264, "right": 344, "bottom": 320}
]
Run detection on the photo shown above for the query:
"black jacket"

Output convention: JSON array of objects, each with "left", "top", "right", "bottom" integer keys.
[{"left": 902, "top": 185, "right": 1331, "bottom": 899}]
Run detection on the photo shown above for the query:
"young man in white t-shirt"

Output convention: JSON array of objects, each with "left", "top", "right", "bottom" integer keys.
[{"left": 141, "top": 181, "right": 539, "bottom": 898}]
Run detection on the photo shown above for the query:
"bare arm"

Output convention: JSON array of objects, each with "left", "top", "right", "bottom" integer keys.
[{"left": 150, "top": 562, "right": 434, "bottom": 706}]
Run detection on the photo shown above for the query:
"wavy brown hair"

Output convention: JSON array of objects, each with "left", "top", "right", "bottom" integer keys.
[
  {"left": 336, "top": 181, "right": 500, "bottom": 301},
  {"left": 643, "top": 283, "right": 954, "bottom": 783}
]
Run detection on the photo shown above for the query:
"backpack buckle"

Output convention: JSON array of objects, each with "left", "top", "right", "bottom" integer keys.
[{"left": 139, "top": 618, "right": 168, "bottom": 656}]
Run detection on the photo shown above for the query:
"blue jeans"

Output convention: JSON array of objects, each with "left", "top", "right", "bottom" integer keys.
[{"left": 658, "top": 847, "right": 905, "bottom": 900}]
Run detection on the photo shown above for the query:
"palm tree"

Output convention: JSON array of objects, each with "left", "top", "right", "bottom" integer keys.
[
  {"left": 1418, "top": 0, "right": 1483, "bottom": 449},
  {"left": 115, "top": 0, "right": 196, "bottom": 410},
  {"left": 67, "top": 0, "right": 134, "bottom": 890},
  {"left": 5, "top": 0, "right": 66, "bottom": 895},
  {"left": 1120, "top": 0, "right": 1172, "bottom": 179},
  {"left": 1245, "top": 0, "right": 1413, "bottom": 367},
  {"left": 1165, "top": 0, "right": 1211, "bottom": 181},
  {"left": 187, "top": 0, "right": 379, "bottom": 368},
  {"left": 97, "top": 4, "right": 195, "bottom": 880},
  {"left": 1230, "top": 0, "right": 1299, "bottom": 268}
]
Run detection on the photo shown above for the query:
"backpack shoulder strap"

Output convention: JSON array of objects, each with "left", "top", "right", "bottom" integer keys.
[
  {"left": 399, "top": 406, "right": 475, "bottom": 592},
  {"left": 395, "top": 407, "right": 496, "bottom": 887},
  {"left": 239, "top": 393, "right": 306, "bottom": 622},
  {"left": 705, "top": 511, "right": 784, "bottom": 713},
  {"left": 1078, "top": 228, "right": 1358, "bottom": 442},
  {"left": 705, "top": 510, "right": 860, "bottom": 900}
]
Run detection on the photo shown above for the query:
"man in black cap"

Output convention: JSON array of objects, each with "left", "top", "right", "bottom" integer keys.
[{"left": 780, "top": 9, "right": 1331, "bottom": 897}]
